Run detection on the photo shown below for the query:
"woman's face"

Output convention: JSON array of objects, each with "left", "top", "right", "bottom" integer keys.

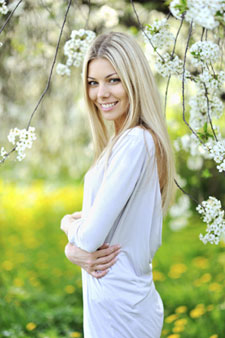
[{"left": 87, "top": 58, "right": 129, "bottom": 133}]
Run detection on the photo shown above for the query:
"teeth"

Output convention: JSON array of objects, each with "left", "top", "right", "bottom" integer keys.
[{"left": 101, "top": 102, "right": 117, "bottom": 108}]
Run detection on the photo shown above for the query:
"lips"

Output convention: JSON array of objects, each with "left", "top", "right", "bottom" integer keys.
[{"left": 99, "top": 101, "right": 118, "bottom": 111}]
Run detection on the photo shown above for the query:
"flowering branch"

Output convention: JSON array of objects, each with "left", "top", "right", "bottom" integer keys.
[
  {"left": 129, "top": 0, "right": 164, "bottom": 61},
  {"left": 0, "top": 0, "right": 23, "bottom": 35},
  {"left": 164, "top": 15, "right": 185, "bottom": 115},
  {"left": 0, "top": 0, "right": 73, "bottom": 165},
  {"left": 181, "top": 21, "right": 204, "bottom": 145}
]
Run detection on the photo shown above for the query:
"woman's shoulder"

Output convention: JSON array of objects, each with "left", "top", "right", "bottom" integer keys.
[{"left": 123, "top": 126, "right": 155, "bottom": 149}]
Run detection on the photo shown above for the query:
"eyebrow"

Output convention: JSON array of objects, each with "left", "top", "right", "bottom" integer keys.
[{"left": 87, "top": 72, "right": 117, "bottom": 79}]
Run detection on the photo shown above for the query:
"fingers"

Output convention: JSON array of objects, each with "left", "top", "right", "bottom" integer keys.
[
  {"left": 96, "top": 248, "right": 120, "bottom": 265},
  {"left": 96, "top": 244, "right": 121, "bottom": 258},
  {"left": 94, "top": 257, "right": 118, "bottom": 272},
  {"left": 91, "top": 269, "right": 109, "bottom": 279}
]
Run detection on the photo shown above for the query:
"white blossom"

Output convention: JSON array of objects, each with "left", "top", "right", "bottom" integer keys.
[
  {"left": 189, "top": 94, "right": 223, "bottom": 130},
  {"left": 95, "top": 5, "right": 119, "bottom": 28},
  {"left": 190, "top": 41, "right": 220, "bottom": 68},
  {"left": 197, "top": 196, "right": 225, "bottom": 244},
  {"left": 170, "top": 0, "right": 225, "bottom": 30},
  {"left": 207, "top": 139, "right": 225, "bottom": 172},
  {"left": 196, "top": 69, "right": 225, "bottom": 95},
  {"left": 7, "top": 126, "right": 36, "bottom": 161},
  {"left": 56, "top": 63, "right": 71, "bottom": 76},
  {"left": 169, "top": 195, "right": 192, "bottom": 231},
  {"left": 0, "top": 0, "right": 8, "bottom": 15},
  {"left": 57, "top": 29, "right": 96, "bottom": 76},
  {"left": 174, "top": 133, "right": 212, "bottom": 158},
  {"left": 143, "top": 19, "right": 175, "bottom": 50},
  {"left": 187, "top": 155, "right": 204, "bottom": 170},
  {"left": 155, "top": 53, "right": 184, "bottom": 78},
  {"left": 0, "top": 146, "right": 7, "bottom": 160},
  {"left": 0, "top": 41, "right": 3, "bottom": 47}
]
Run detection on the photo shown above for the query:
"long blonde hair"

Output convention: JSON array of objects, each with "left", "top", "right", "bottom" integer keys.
[{"left": 82, "top": 32, "right": 176, "bottom": 214}]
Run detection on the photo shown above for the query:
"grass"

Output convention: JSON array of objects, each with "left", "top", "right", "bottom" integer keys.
[{"left": 0, "top": 179, "right": 224, "bottom": 338}]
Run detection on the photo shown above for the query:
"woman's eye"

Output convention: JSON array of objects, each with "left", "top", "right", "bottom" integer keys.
[
  {"left": 109, "top": 78, "right": 120, "bottom": 84},
  {"left": 88, "top": 81, "right": 97, "bottom": 86}
]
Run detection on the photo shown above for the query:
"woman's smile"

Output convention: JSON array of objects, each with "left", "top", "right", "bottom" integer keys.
[{"left": 87, "top": 58, "right": 129, "bottom": 132}]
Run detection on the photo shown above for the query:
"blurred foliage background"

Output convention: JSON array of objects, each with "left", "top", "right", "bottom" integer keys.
[{"left": 0, "top": 0, "right": 225, "bottom": 337}]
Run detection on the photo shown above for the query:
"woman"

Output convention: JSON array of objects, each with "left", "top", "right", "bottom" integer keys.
[{"left": 61, "top": 32, "right": 176, "bottom": 338}]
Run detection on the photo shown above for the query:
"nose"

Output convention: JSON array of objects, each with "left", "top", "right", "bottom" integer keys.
[{"left": 97, "top": 83, "right": 110, "bottom": 99}]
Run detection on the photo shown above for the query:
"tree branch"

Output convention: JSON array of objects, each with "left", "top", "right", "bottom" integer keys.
[
  {"left": 0, "top": 0, "right": 72, "bottom": 165},
  {"left": 0, "top": 0, "right": 23, "bottom": 35},
  {"left": 129, "top": 0, "right": 164, "bottom": 61},
  {"left": 26, "top": 0, "right": 72, "bottom": 129}
]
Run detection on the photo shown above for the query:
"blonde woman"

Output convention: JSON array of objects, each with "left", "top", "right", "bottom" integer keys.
[{"left": 60, "top": 32, "right": 176, "bottom": 338}]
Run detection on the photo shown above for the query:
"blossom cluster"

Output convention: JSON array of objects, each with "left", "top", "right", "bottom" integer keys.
[
  {"left": 143, "top": 19, "right": 175, "bottom": 50},
  {"left": 189, "top": 94, "right": 223, "bottom": 130},
  {"left": 174, "top": 133, "right": 213, "bottom": 158},
  {"left": 196, "top": 196, "right": 225, "bottom": 244},
  {"left": 206, "top": 139, "right": 225, "bottom": 172},
  {"left": 196, "top": 70, "right": 225, "bottom": 95},
  {"left": 170, "top": 0, "right": 225, "bottom": 30},
  {"left": 190, "top": 41, "right": 220, "bottom": 68},
  {"left": 56, "top": 29, "right": 96, "bottom": 76},
  {"left": 0, "top": 0, "right": 8, "bottom": 15},
  {"left": 1, "top": 126, "right": 37, "bottom": 162},
  {"left": 155, "top": 53, "right": 184, "bottom": 78}
]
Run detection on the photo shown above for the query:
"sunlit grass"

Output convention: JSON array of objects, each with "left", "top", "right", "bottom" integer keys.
[{"left": 0, "top": 180, "right": 224, "bottom": 337}]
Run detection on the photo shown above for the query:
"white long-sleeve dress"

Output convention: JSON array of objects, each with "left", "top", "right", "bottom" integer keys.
[{"left": 68, "top": 126, "right": 164, "bottom": 338}]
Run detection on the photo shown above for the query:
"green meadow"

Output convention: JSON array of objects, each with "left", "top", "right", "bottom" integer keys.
[{"left": 0, "top": 180, "right": 224, "bottom": 338}]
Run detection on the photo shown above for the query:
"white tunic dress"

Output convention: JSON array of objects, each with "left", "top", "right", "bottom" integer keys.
[{"left": 68, "top": 126, "right": 164, "bottom": 338}]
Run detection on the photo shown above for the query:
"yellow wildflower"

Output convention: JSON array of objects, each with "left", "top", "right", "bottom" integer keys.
[
  {"left": 26, "top": 322, "right": 36, "bottom": 331},
  {"left": 70, "top": 332, "right": 81, "bottom": 338},
  {"left": 153, "top": 270, "right": 165, "bottom": 281},
  {"left": 190, "top": 304, "right": 205, "bottom": 318},
  {"left": 65, "top": 285, "right": 75, "bottom": 294},
  {"left": 165, "top": 314, "right": 178, "bottom": 323},
  {"left": 175, "top": 305, "right": 187, "bottom": 314},
  {"left": 168, "top": 263, "right": 187, "bottom": 279}
]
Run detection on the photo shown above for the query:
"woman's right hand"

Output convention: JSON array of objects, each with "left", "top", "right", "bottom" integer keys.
[{"left": 65, "top": 242, "right": 121, "bottom": 279}]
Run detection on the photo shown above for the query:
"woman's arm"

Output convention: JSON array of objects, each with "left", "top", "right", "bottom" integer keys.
[
  {"left": 65, "top": 242, "right": 121, "bottom": 278},
  {"left": 61, "top": 212, "right": 121, "bottom": 278},
  {"left": 65, "top": 133, "right": 151, "bottom": 252}
]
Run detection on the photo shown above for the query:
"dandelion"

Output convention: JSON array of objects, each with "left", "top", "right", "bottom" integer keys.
[
  {"left": 65, "top": 284, "right": 75, "bottom": 294},
  {"left": 153, "top": 270, "right": 165, "bottom": 281},
  {"left": 167, "top": 334, "right": 180, "bottom": 338},
  {"left": 26, "top": 322, "right": 36, "bottom": 331},
  {"left": 168, "top": 263, "right": 187, "bottom": 279},
  {"left": 208, "top": 282, "right": 222, "bottom": 292},
  {"left": 175, "top": 305, "right": 188, "bottom": 314},
  {"left": 165, "top": 314, "right": 178, "bottom": 323},
  {"left": 70, "top": 332, "right": 81, "bottom": 338},
  {"left": 189, "top": 304, "right": 205, "bottom": 318}
]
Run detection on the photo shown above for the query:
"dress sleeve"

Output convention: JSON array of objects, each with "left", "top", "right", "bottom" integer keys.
[{"left": 67, "top": 132, "right": 150, "bottom": 252}]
